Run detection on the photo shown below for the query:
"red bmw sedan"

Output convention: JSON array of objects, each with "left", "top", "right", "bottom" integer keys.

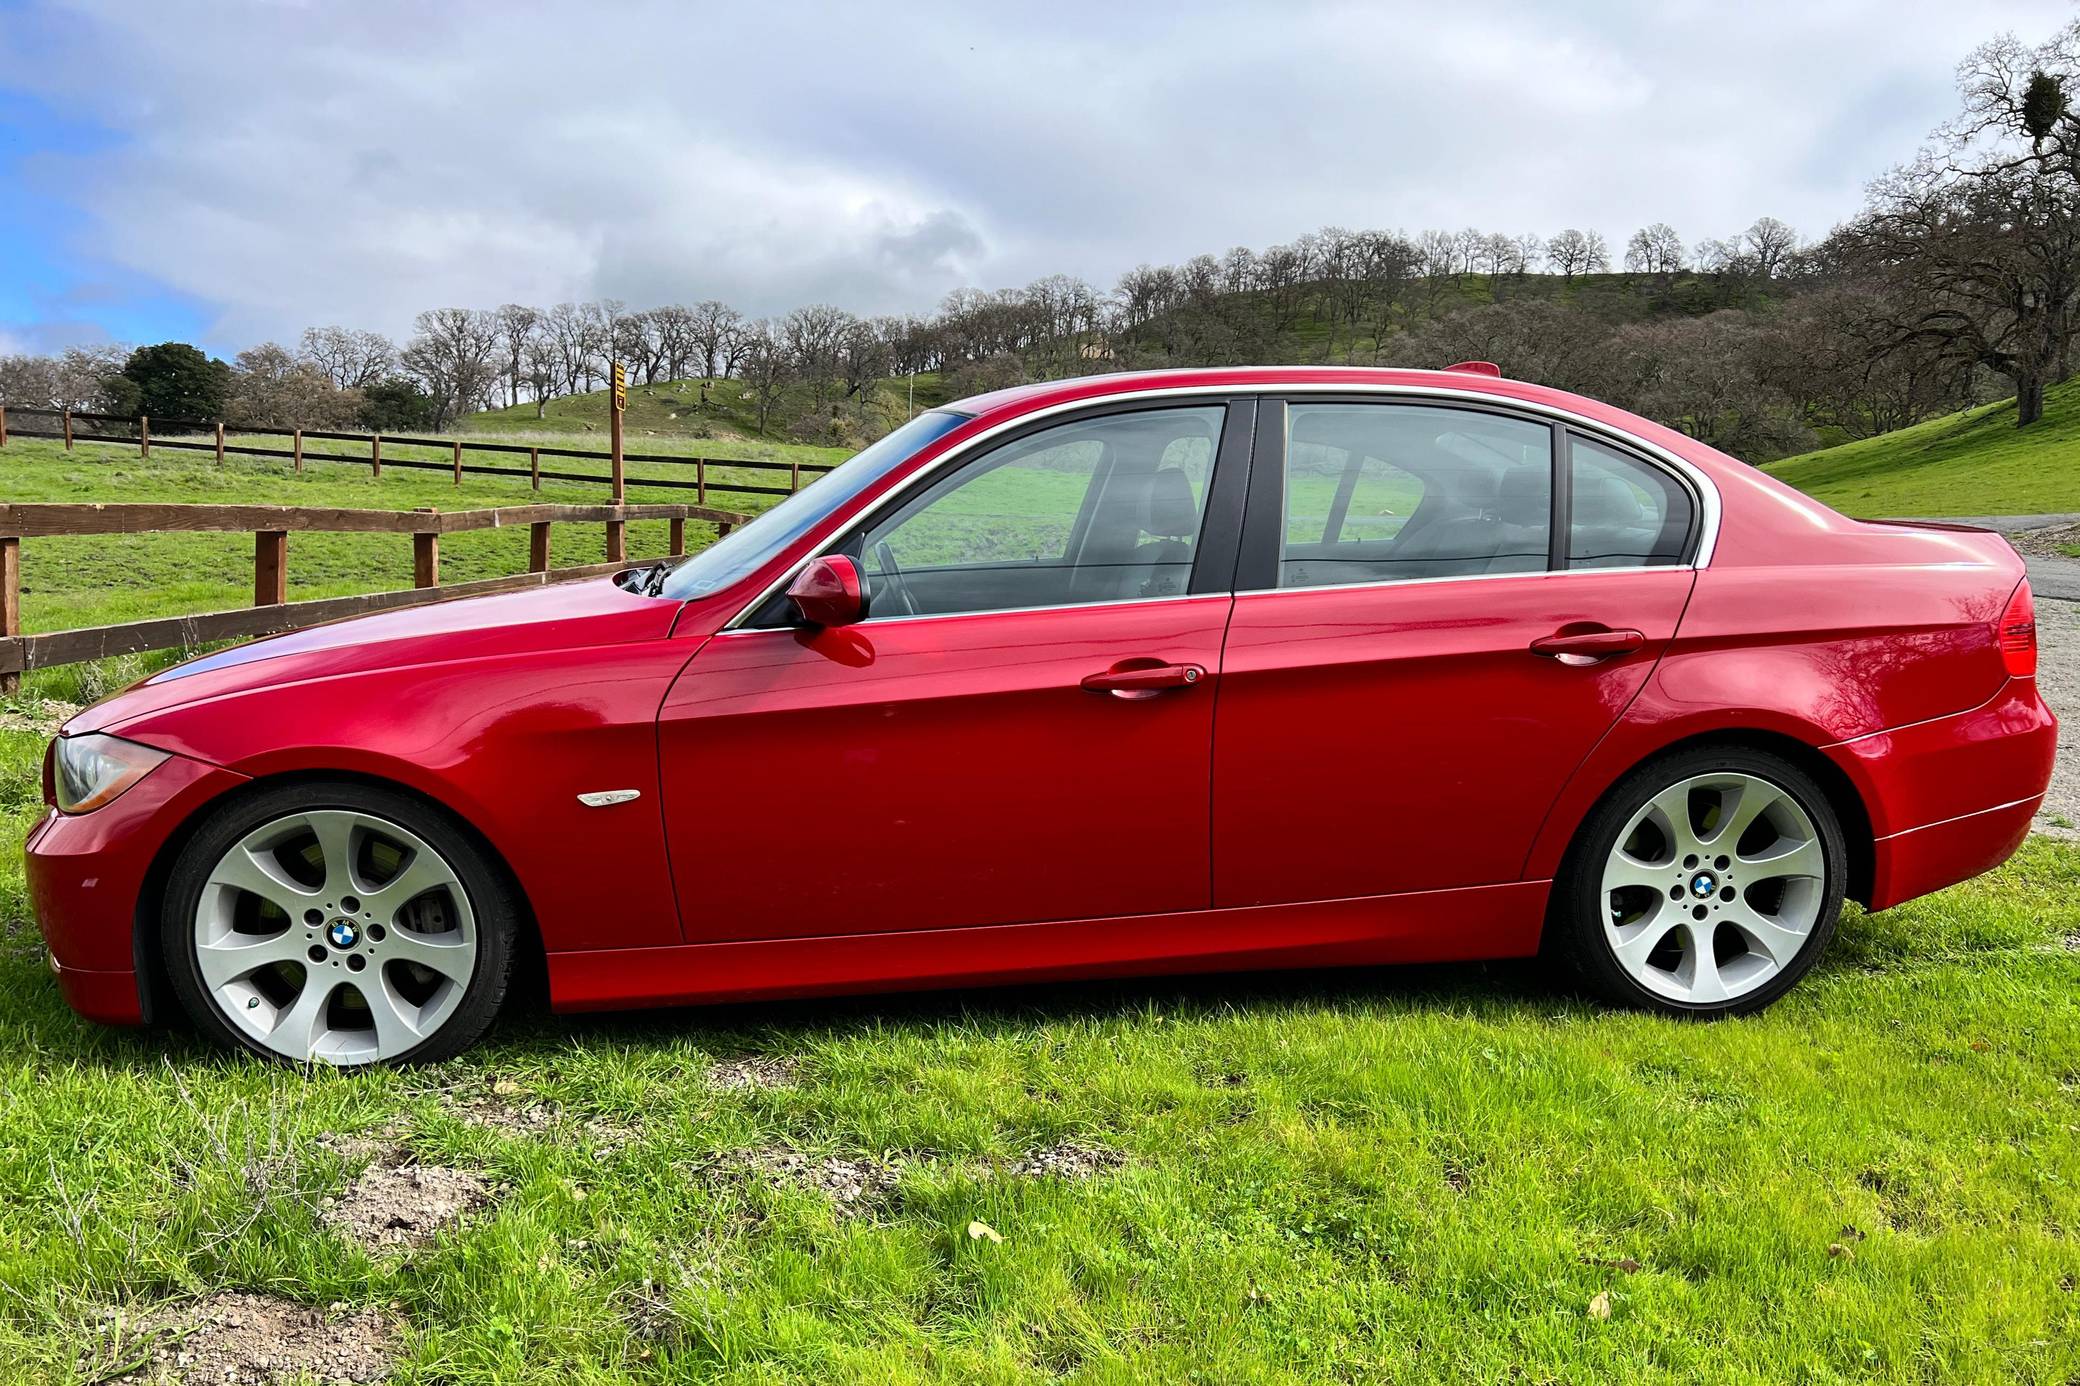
[{"left": 25, "top": 366, "right": 2056, "bottom": 1066}]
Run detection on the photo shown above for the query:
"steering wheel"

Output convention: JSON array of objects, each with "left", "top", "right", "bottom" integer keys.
[{"left": 873, "top": 540, "right": 919, "bottom": 617}]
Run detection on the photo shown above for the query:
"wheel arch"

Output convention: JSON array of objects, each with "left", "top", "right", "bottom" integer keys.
[
  {"left": 131, "top": 767, "right": 550, "bottom": 1025},
  {"left": 1542, "top": 727, "right": 1876, "bottom": 909}
]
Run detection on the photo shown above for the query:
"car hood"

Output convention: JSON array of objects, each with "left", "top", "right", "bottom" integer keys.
[{"left": 67, "top": 576, "right": 682, "bottom": 738}]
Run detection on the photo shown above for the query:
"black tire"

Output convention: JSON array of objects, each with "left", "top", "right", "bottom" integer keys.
[
  {"left": 1547, "top": 745, "right": 1847, "bottom": 1017},
  {"left": 161, "top": 779, "right": 517, "bottom": 1066}
]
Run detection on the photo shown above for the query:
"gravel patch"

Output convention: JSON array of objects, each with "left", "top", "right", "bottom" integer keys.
[
  {"left": 0, "top": 697, "right": 79, "bottom": 736},
  {"left": 321, "top": 1158, "right": 492, "bottom": 1252},
  {"left": 704, "top": 1055, "right": 799, "bottom": 1091},
  {"left": 2031, "top": 595, "right": 2080, "bottom": 840},
  {"left": 707, "top": 1147, "right": 907, "bottom": 1212},
  {"left": 1004, "top": 1141, "right": 1125, "bottom": 1181},
  {"left": 113, "top": 1291, "right": 396, "bottom": 1385}
]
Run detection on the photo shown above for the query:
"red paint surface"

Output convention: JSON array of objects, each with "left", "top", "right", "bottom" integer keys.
[{"left": 25, "top": 367, "right": 2056, "bottom": 1027}]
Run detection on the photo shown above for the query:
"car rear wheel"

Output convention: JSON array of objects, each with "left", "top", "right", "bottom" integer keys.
[
  {"left": 162, "top": 780, "right": 516, "bottom": 1066},
  {"left": 1552, "top": 746, "right": 1846, "bottom": 1016}
]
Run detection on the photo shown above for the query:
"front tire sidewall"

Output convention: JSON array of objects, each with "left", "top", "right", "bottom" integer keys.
[
  {"left": 1555, "top": 748, "right": 1847, "bottom": 1018},
  {"left": 161, "top": 780, "right": 516, "bottom": 1066}
]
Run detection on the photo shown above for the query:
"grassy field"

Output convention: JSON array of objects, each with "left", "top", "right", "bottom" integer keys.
[
  {"left": 2, "top": 392, "right": 2078, "bottom": 1380},
  {"left": 0, "top": 432, "right": 849, "bottom": 700},
  {"left": 468, "top": 373, "right": 954, "bottom": 448},
  {"left": 1764, "top": 379, "right": 2080, "bottom": 517}
]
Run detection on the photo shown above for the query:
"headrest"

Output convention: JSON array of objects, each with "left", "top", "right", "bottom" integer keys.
[
  {"left": 1574, "top": 473, "right": 1642, "bottom": 528},
  {"left": 1143, "top": 467, "right": 1198, "bottom": 540},
  {"left": 1497, "top": 463, "right": 1549, "bottom": 527},
  {"left": 1447, "top": 466, "right": 1500, "bottom": 510}
]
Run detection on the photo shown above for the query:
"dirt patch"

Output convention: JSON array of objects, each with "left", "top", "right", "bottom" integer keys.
[
  {"left": 0, "top": 697, "right": 80, "bottom": 736},
  {"left": 1005, "top": 1141, "right": 1126, "bottom": 1181},
  {"left": 430, "top": 1079, "right": 637, "bottom": 1150},
  {"left": 705, "top": 1146, "right": 906, "bottom": 1212},
  {"left": 113, "top": 1291, "right": 396, "bottom": 1385},
  {"left": 2003, "top": 521, "right": 2080, "bottom": 558},
  {"left": 321, "top": 1158, "right": 492, "bottom": 1252},
  {"left": 705, "top": 1055, "right": 799, "bottom": 1091}
]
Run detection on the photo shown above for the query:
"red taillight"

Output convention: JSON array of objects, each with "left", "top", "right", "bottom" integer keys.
[{"left": 1998, "top": 580, "right": 2037, "bottom": 678}]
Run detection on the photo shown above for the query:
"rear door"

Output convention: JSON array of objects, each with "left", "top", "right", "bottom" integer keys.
[
  {"left": 1212, "top": 398, "right": 1698, "bottom": 907},
  {"left": 659, "top": 398, "right": 1254, "bottom": 942}
]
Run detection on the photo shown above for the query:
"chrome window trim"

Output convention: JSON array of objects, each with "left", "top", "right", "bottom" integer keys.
[
  {"left": 709, "top": 590, "right": 1233, "bottom": 639},
  {"left": 722, "top": 382, "right": 1724, "bottom": 630}
]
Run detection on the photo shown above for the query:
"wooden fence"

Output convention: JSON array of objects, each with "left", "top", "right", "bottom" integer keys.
[
  {"left": 0, "top": 404, "right": 835, "bottom": 504},
  {"left": 0, "top": 499, "right": 750, "bottom": 691}
]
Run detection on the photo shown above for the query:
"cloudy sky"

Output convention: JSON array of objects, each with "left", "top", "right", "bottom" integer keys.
[{"left": 0, "top": 0, "right": 2071, "bottom": 356}]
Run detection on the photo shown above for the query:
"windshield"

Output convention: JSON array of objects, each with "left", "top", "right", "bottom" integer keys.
[{"left": 657, "top": 409, "right": 970, "bottom": 601}]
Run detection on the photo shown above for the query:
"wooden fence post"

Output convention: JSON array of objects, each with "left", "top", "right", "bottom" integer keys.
[
  {"left": 254, "top": 530, "right": 287, "bottom": 606},
  {"left": 292, "top": 428, "right": 303, "bottom": 473},
  {"left": 605, "top": 516, "right": 626, "bottom": 563},
  {"left": 791, "top": 458, "right": 801, "bottom": 492},
  {"left": 451, "top": 439, "right": 462, "bottom": 486},
  {"left": 63, "top": 409, "right": 73, "bottom": 451},
  {"left": 529, "top": 521, "right": 551, "bottom": 573},
  {"left": 414, "top": 511, "right": 440, "bottom": 588},
  {"left": 696, "top": 458, "right": 706, "bottom": 506},
  {"left": 213, "top": 422, "right": 225, "bottom": 465},
  {"left": 0, "top": 404, "right": 8, "bottom": 447},
  {"left": 529, "top": 446, "right": 540, "bottom": 491},
  {"left": 139, "top": 416, "right": 150, "bottom": 459},
  {"left": 1, "top": 535, "right": 19, "bottom": 695},
  {"left": 669, "top": 517, "right": 685, "bottom": 556},
  {"left": 371, "top": 433, "right": 382, "bottom": 479}
]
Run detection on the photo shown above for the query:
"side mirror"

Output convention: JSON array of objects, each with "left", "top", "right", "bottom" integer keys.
[{"left": 786, "top": 554, "right": 866, "bottom": 627}]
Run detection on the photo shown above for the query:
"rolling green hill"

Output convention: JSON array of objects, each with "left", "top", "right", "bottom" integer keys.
[
  {"left": 468, "top": 372, "right": 953, "bottom": 446},
  {"left": 1765, "top": 379, "right": 2080, "bottom": 517}
]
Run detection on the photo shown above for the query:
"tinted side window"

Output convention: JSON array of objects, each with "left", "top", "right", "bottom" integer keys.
[
  {"left": 1278, "top": 403, "right": 1553, "bottom": 588},
  {"left": 859, "top": 406, "right": 1223, "bottom": 619},
  {"left": 1567, "top": 435, "right": 1693, "bottom": 568}
]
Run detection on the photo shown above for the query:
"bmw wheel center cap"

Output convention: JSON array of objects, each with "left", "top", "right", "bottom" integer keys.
[
  {"left": 1689, "top": 872, "right": 1719, "bottom": 900},
  {"left": 327, "top": 919, "right": 360, "bottom": 949}
]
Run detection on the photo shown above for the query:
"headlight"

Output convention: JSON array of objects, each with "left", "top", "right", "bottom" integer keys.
[{"left": 50, "top": 733, "right": 170, "bottom": 814}]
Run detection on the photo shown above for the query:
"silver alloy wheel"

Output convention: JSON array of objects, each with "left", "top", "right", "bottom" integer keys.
[
  {"left": 1599, "top": 772, "right": 1827, "bottom": 1006},
  {"left": 193, "top": 808, "right": 478, "bottom": 1064}
]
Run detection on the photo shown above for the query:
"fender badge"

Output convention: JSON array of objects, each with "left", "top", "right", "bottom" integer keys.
[{"left": 577, "top": 789, "right": 642, "bottom": 808}]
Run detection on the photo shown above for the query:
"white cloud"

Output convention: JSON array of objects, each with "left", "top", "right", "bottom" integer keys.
[{"left": 8, "top": 0, "right": 2075, "bottom": 347}]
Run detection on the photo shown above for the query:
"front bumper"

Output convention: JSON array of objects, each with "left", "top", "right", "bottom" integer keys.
[
  {"left": 24, "top": 752, "right": 248, "bottom": 1026},
  {"left": 1826, "top": 676, "right": 2056, "bottom": 911}
]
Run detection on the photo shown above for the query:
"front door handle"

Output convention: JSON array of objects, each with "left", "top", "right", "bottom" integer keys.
[
  {"left": 1081, "top": 661, "right": 1207, "bottom": 697},
  {"left": 1529, "top": 628, "right": 1645, "bottom": 664}
]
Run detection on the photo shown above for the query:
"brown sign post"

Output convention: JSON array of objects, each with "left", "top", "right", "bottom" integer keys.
[{"left": 610, "top": 362, "right": 627, "bottom": 503}]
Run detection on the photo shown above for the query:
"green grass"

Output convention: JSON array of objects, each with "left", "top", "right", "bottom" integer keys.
[
  {"left": 1765, "top": 379, "right": 2080, "bottom": 517},
  {"left": 0, "top": 705, "right": 2074, "bottom": 1381},
  {"left": 468, "top": 373, "right": 953, "bottom": 447},
  {"left": 3, "top": 387, "right": 2079, "bottom": 1379},
  {"left": 0, "top": 432, "right": 853, "bottom": 681}
]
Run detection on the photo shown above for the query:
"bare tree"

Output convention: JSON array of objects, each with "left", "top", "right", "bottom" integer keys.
[
  {"left": 1742, "top": 217, "right": 1799, "bottom": 278},
  {"left": 298, "top": 326, "right": 394, "bottom": 391},
  {"left": 493, "top": 305, "right": 539, "bottom": 408},
  {"left": 736, "top": 319, "right": 792, "bottom": 432},
  {"left": 1546, "top": 229, "right": 1599, "bottom": 281},
  {"left": 401, "top": 307, "right": 501, "bottom": 427},
  {"left": 1624, "top": 223, "right": 1686, "bottom": 281}
]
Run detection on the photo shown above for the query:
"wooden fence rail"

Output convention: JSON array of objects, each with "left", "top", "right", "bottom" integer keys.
[
  {"left": 0, "top": 499, "right": 749, "bottom": 690},
  {"left": 0, "top": 404, "right": 835, "bottom": 504}
]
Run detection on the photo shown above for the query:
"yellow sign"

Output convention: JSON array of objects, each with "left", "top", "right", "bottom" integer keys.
[{"left": 611, "top": 363, "right": 627, "bottom": 413}]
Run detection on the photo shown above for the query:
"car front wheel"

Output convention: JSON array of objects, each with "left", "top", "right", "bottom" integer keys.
[
  {"left": 162, "top": 780, "right": 516, "bottom": 1066},
  {"left": 1552, "top": 746, "right": 1847, "bottom": 1017}
]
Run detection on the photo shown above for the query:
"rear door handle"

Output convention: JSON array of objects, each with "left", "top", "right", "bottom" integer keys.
[
  {"left": 1529, "top": 628, "right": 1645, "bottom": 663},
  {"left": 1081, "top": 662, "right": 1207, "bottom": 696}
]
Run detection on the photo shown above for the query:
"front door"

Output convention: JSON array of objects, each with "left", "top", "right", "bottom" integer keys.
[
  {"left": 1212, "top": 399, "right": 1699, "bottom": 907},
  {"left": 659, "top": 400, "right": 1252, "bottom": 942}
]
